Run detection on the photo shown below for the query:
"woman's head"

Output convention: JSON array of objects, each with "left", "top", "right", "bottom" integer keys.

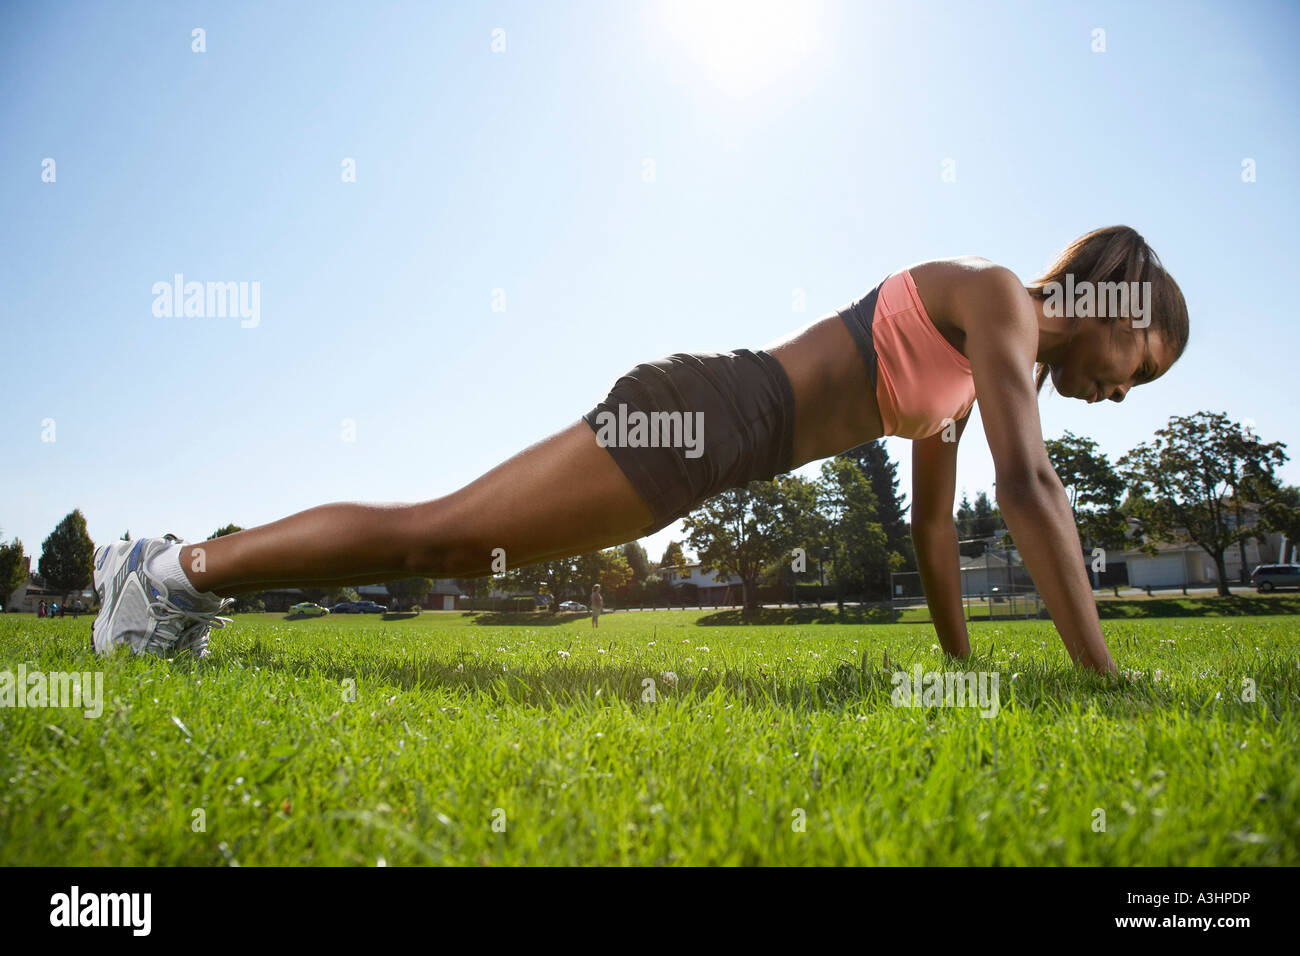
[
  {"left": 592, "top": 583, "right": 601, "bottom": 591},
  {"left": 1027, "top": 226, "right": 1189, "bottom": 402}
]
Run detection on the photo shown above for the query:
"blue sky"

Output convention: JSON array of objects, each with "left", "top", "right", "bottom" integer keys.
[{"left": 2, "top": 0, "right": 1298, "bottom": 568}]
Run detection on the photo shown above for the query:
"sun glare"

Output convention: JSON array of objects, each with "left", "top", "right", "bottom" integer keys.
[{"left": 656, "top": 0, "right": 824, "bottom": 97}]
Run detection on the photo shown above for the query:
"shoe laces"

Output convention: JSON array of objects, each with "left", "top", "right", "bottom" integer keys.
[{"left": 147, "top": 593, "right": 234, "bottom": 637}]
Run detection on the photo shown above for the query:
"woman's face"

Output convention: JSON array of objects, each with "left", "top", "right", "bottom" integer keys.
[{"left": 1049, "top": 319, "right": 1173, "bottom": 404}]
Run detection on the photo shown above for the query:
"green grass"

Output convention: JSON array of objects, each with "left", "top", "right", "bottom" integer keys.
[{"left": 1, "top": 608, "right": 1296, "bottom": 865}]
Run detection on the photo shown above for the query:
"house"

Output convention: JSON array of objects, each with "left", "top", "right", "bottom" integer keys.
[
  {"left": 1114, "top": 499, "right": 1289, "bottom": 589},
  {"left": 665, "top": 562, "right": 744, "bottom": 605},
  {"left": 958, "top": 550, "right": 1034, "bottom": 597},
  {"left": 423, "top": 579, "right": 463, "bottom": 611},
  {"left": 4, "top": 555, "right": 94, "bottom": 612},
  {"left": 357, "top": 580, "right": 464, "bottom": 610}
]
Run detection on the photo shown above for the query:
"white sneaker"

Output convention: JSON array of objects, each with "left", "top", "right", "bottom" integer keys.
[{"left": 92, "top": 534, "right": 233, "bottom": 657}]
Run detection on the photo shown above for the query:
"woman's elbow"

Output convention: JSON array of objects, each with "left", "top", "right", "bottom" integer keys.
[{"left": 995, "top": 469, "right": 1062, "bottom": 510}]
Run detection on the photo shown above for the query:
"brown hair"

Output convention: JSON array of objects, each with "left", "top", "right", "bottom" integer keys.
[{"left": 1025, "top": 225, "right": 1189, "bottom": 394}]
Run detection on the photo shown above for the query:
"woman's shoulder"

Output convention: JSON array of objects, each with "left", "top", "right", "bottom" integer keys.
[{"left": 905, "top": 257, "right": 1025, "bottom": 350}]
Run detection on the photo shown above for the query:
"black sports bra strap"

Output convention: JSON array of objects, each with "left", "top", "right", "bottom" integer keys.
[{"left": 835, "top": 279, "right": 884, "bottom": 391}]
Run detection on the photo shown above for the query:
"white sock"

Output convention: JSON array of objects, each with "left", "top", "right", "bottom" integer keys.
[{"left": 146, "top": 542, "right": 222, "bottom": 605}]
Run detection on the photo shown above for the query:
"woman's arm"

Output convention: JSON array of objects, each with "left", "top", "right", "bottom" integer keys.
[
  {"left": 912, "top": 415, "right": 972, "bottom": 657},
  {"left": 958, "top": 267, "right": 1118, "bottom": 675}
]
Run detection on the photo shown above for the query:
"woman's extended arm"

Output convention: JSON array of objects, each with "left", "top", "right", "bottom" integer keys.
[
  {"left": 958, "top": 267, "right": 1118, "bottom": 675},
  {"left": 912, "top": 415, "right": 972, "bottom": 658}
]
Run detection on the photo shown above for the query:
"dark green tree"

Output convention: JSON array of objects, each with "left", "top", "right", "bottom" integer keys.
[
  {"left": 383, "top": 577, "right": 434, "bottom": 611},
  {"left": 683, "top": 476, "right": 818, "bottom": 611},
  {"left": 1044, "top": 430, "right": 1129, "bottom": 556},
  {"left": 0, "top": 535, "right": 29, "bottom": 605},
  {"left": 814, "top": 458, "right": 890, "bottom": 608},
  {"left": 38, "top": 509, "right": 95, "bottom": 605},
  {"left": 842, "top": 440, "right": 914, "bottom": 570},
  {"left": 1118, "top": 412, "right": 1288, "bottom": 596}
]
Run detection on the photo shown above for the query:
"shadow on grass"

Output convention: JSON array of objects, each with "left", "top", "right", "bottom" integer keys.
[
  {"left": 381, "top": 612, "right": 422, "bottom": 622},
  {"left": 695, "top": 606, "right": 903, "bottom": 626},
  {"left": 464, "top": 611, "right": 589, "bottom": 626},
  {"left": 1094, "top": 595, "right": 1300, "bottom": 618},
  {"left": 216, "top": 633, "right": 1291, "bottom": 722}
]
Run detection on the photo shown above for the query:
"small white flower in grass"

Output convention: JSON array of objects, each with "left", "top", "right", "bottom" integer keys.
[
  {"left": 597, "top": 648, "right": 606, "bottom": 654},
  {"left": 647, "top": 641, "right": 656, "bottom": 647},
  {"left": 931, "top": 644, "right": 939, "bottom": 652},
  {"left": 1011, "top": 673, "right": 1021, "bottom": 681},
  {"left": 661, "top": 671, "right": 678, "bottom": 687},
  {"left": 456, "top": 663, "right": 464, "bottom": 673},
  {"left": 696, "top": 646, "right": 709, "bottom": 652},
  {"left": 558, "top": 650, "right": 570, "bottom": 660}
]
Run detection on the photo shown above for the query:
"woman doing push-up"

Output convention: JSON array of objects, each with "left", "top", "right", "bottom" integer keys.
[{"left": 91, "top": 225, "right": 1188, "bottom": 675}]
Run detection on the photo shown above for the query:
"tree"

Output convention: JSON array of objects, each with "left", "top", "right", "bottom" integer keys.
[
  {"left": 325, "top": 585, "right": 361, "bottom": 606},
  {"left": 1043, "top": 431, "right": 1129, "bottom": 558},
  {"left": 972, "top": 491, "right": 999, "bottom": 540},
  {"left": 659, "top": 541, "right": 687, "bottom": 579},
  {"left": 384, "top": 577, "right": 433, "bottom": 610},
  {"left": 1118, "top": 412, "right": 1288, "bottom": 597},
  {"left": 577, "top": 548, "right": 634, "bottom": 599},
  {"left": 1255, "top": 483, "right": 1300, "bottom": 561},
  {"left": 38, "top": 509, "right": 95, "bottom": 605},
  {"left": 0, "top": 535, "right": 29, "bottom": 604},
  {"left": 814, "top": 458, "right": 889, "bottom": 609},
  {"left": 505, "top": 556, "right": 581, "bottom": 612},
  {"left": 954, "top": 493, "right": 979, "bottom": 556},
  {"left": 842, "top": 440, "right": 915, "bottom": 571},
  {"left": 456, "top": 577, "right": 495, "bottom": 602},
  {"left": 207, "top": 524, "right": 244, "bottom": 540},
  {"left": 682, "top": 476, "right": 818, "bottom": 610},
  {"left": 622, "top": 541, "right": 652, "bottom": 582}
]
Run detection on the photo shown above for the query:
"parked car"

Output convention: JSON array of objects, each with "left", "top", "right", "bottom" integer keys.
[
  {"left": 1251, "top": 564, "right": 1300, "bottom": 592},
  {"left": 288, "top": 602, "right": 330, "bottom": 617},
  {"left": 330, "top": 602, "right": 358, "bottom": 613},
  {"left": 353, "top": 600, "right": 388, "bottom": 613},
  {"left": 559, "top": 601, "right": 588, "bottom": 612}
]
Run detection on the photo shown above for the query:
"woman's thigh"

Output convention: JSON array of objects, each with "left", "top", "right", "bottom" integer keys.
[{"left": 411, "top": 420, "right": 655, "bottom": 576}]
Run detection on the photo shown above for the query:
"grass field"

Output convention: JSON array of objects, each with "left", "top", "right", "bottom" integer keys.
[{"left": 1, "top": 608, "right": 1296, "bottom": 865}]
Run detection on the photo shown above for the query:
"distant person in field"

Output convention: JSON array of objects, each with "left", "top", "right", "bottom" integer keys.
[
  {"left": 38, "top": 600, "right": 45, "bottom": 619},
  {"left": 590, "top": 584, "right": 603, "bottom": 628},
  {"left": 91, "top": 226, "right": 1187, "bottom": 675}
]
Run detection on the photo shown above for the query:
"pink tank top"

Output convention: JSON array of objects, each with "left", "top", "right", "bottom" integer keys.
[{"left": 872, "top": 270, "right": 976, "bottom": 439}]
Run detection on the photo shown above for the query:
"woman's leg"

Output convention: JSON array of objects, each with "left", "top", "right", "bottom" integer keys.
[{"left": 181, "top": 421, "right": 656, "bottom": 597}]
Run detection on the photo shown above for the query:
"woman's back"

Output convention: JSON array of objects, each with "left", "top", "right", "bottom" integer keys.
[{"left": 764, "top": 256, "right": 992, "bottom": 465}]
